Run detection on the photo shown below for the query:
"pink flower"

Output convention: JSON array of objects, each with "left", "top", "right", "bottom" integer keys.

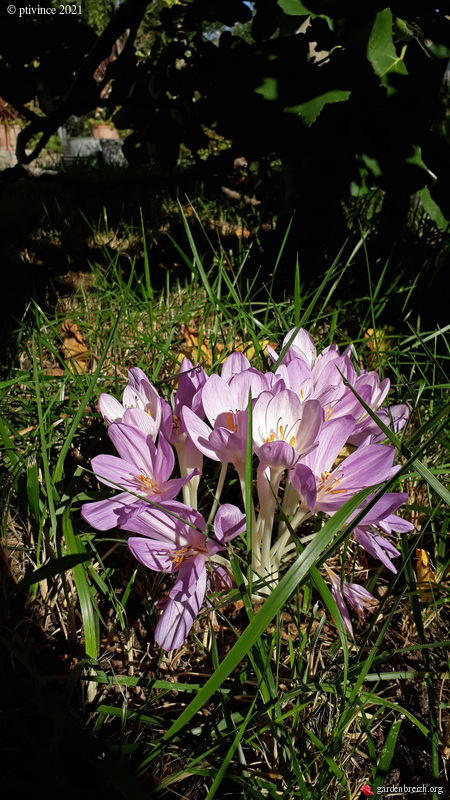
[
  {"left": 350, "top": 493, "right": 413, "bottom": 573},
  {"left": 252, "top": 391, "right": 323, "bottom": 470},
  {"left": 81, "top": 424, "right": 199, "bottom": 530},
  {"left": 98, "top": 367, "right": 162, "bottom": 439},
  {"left": 181, "top": 370, "right": 267, "bottom": 469},
  {"left": 325, "top": 566, "right": 378, "bottom": 637},
  {"left": 290, "top": 417, "right": 400, "bottom": 515},
  {"left": 122, "top": 502, "right": 246, "bottom": 650}
]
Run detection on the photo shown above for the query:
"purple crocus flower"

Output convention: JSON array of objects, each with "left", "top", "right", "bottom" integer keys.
[
  {"left": 98, "top": 367, "right": 163, "bottom": 439},
  {"left": 325, "top": 565, "right": 378, "bottom": 637},
  {"left": 348, "top": 403, "right": 410, "bottom": 446},
  {"left": 290, "top": 417, "right": 400, "bottom": 516},
  {"left": 160, "top": 357, "right": 206, "bottom": 447},
  {"left": 267, "top": 327, "right": 318, "bottom": 368},
  {"left": 253, "top": 390, "right": 323, "bottom": 470},
  {"left": 350, "top": 493, "right": 413, "bottom": 573},
  {"left": 81, "top": 424, "right": 199, "bottom": 530},
  {"left": 181, "top": 370, "right": 268, "bottom": 470},
  {"left": 160, "top": 357, "right": 206, "bottom": 507},
  {"left": 267, "top": 326, "right": 352, "bottom": 372},
  {"left": 121, "top": 501, "right": 246, "bottom": 650}
]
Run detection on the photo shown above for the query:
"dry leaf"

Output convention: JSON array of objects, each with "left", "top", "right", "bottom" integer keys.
[
  {"left": 177, "top": 325, "right": 224, "bottom": 369},
  {"left": 60, "top": 319, "right": 90, "bottom": 374},
  {"left": 231, "top": 338, "right": 275, "bottom": 361},
  {"left": 178, "top": 328, "right": 275, "bottom": 371},
  {"left": 416, "top": 548, "right": 437, "bottom": 602},
  {"left": 364, "top": 326, "right": 394, "bottom": 368}
]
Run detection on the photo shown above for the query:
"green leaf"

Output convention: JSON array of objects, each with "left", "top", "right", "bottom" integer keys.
[
  {"left": 26, "top": 457, "right": 40, "bottom": 521},
  {"left": 367, "top": 9, "right": 408, "bottom": 79},
  {"left": 254, "top": 76, "right": 278, "bottom": 101},
  {"left": 286, "top": 90, "right": 350, "bottom": 126},
  {"left": 62, "top": 507, "right": 99, "bottom": 659},
  {"left": 277, "top": 0, "right": 311, "bottom": 14},
  {"left": 277, "top": 0, "right": 332, "bottom": 26},
  {"left": 419, "top": 186, "right": 449, "bottom": 231},
  {"left": 405, "top": 144, "right": 437, "bottom": 180}
]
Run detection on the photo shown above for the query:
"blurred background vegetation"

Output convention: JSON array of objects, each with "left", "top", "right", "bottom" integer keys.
[{"left": 1, "top": 0, "right": 450, "bottom": 340}]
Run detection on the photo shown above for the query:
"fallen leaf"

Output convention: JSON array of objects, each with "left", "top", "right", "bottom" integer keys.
[
  {"left": 364, "top": 326, "right": 395, "bottom": 368},
  {"left": 230, "top": 338, "right": 275, "bottom": 362},
  {"left": 60, "top": 319, "right": 90, "bottom": 374},
  {"left": 416, "top": 548, "right": 437, "bottom": 603},
  {"left": 178, "top": 324, "right": 223, "bottom": 369}
]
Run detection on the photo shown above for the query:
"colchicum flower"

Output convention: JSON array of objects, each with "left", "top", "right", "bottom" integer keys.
[
  {"left": 81, "top": 423, "right": 199, "bottom": 530},
  {"left": 121, "top": 501, "right": 246, "bottom": 650},
  {"left": 325, "top": 565, "right": 378, "bottom": 637},
  {"left": 81, "top": 328, "right": 412, "bottom": 649},
  {"left": 98, "top": 367, "right": 163, "bottom": 438},
  {"left": 350, "top": 493, "right": 413, "bottom": 573}
]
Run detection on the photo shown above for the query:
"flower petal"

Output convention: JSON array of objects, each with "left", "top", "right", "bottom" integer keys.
[
  {"left": 128, "top": 537, "right": 179, "bottom": 572},
  {"left": 154, "top": 557, "right": 207, "bottom": 650},
  {"left": 81, "top": 492, "right": 142, "bottom": 530},
  {"left": 213, "top": 504, "right": 246, "bottom": 544},
  {"left": 98, "top": 393, "right": 124, "bottom": 424},
  {"left": 120, "top": 500, "right": 206, "bottom": 547}
]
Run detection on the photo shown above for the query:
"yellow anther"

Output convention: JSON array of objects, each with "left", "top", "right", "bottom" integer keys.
[
  {"left": 171, "top": 546, "right": 189, "bottom": 568},
  {"left": 289, "top": 436, "right": 295, "bottom": 447},
  {"left": 226, "top": 412, "right": 238, "bottom": 433},
  {"left": 138, "top": 474, "right": 155, "bottom": 491},
  {"left": 326, "top": 404, "right": 332, "bottom": 421}
]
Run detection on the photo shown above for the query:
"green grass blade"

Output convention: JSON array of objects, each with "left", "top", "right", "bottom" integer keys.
[
  {"left": 62, "top": 506, "right": 99, "bottom": 659},
  {"left": 372, "top": 719, "right": 402, "bottom": 789}
]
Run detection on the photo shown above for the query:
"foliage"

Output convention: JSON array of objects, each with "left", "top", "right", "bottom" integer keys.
[{"left": 1, "top": 2, "right": 450, "bottom": 250}]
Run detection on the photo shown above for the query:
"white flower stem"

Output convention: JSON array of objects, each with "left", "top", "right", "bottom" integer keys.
[{"left": 207, "top": 461, "right": 228, "bottom": 526}]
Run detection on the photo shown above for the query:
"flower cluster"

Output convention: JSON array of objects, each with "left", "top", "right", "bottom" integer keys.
[{"left": 82, "top": 328, "right": 413, "bottom": 648}]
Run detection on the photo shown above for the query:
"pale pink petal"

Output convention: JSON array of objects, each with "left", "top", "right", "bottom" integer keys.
[
  {"left": 354, "top": 527, "right": 399, "bottom": 573},
  {"left": 121, "top": 407, "right": 159, "bottom": 438},
  {"left": 155, "top": 557, "right": 207, "bottom": 650},
  {"left": 127, "top": 367, "right": 149, "bottom": 388},
  {"left": 120, "top": 500, "right": 206, "bottom": 547},
  {"left": 220, "top": 352, "right": 251, "bottom": 383},
  {"left": 90, "top": 453, "right": 140, "bottom": 492},
  {"left": 81, "top": 492, "right": 143, "bottom": 530},
  {"left": 213, "top": 504, "right": 246, "bottom": 544},
  {"left": 128, "top": 537, "right": 179, "bottom": 572},
  {"left": 201, "top": 374, "right": 231, "bottom": 426},
  {"left": 289, "top": 464, "right": 317, "bottom": 512},
  {"left": 303, "top": 415, "right": 356, "bottom": 475},
  {"left": 181, "top": 406, "right": 221, "bottom": 461},
  {"left": 98, "top": 393, "right": 124, "bottom": 424}
]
